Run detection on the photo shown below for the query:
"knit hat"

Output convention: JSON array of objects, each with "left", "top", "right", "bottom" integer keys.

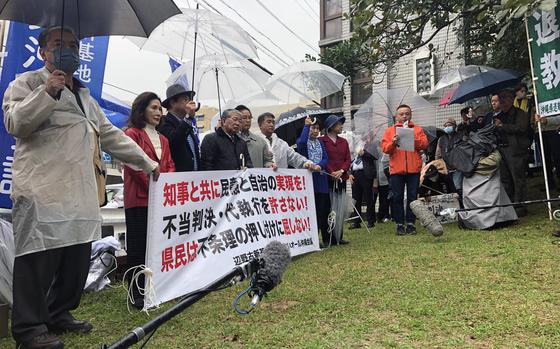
[{"left": 443, "top": 118, "right": 457, "bottom": 127}]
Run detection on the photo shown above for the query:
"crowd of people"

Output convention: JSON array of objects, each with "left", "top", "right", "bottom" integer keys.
[{"left": 2, "top": 26, "right": 554, "bottom": 349}]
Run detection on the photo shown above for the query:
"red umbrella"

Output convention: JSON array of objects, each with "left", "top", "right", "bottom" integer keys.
[{"left": 439, "top": 88, "right": 456, "bottom": 106}]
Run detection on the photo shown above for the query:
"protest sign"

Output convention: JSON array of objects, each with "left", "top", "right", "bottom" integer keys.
[
  {"left": 528, "top": 5, "right": 560, "bottom": 116},
  {"left": 144, "top": 168, "right": 319, "bottom": 308}
]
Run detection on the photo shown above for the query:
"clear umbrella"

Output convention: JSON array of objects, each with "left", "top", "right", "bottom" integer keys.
[
  {"left": 434, "top": 65, "right": 494, "bottom": 92},
  {"left": 167, "top": 55, "right": 270, "bottom": 113},
  {"left": 266, "top": 61, "right": 346, "bottom": 104},
  {"left": 128, "top": 7, "right": 258, "bottom": 62},
  {"left": 352, "top": 87, "right": 436, "bottom": 153}
]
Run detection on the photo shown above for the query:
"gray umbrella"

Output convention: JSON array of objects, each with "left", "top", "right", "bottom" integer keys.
[{"left": 0, "top": 0, "right": 181, "bottom": 39}]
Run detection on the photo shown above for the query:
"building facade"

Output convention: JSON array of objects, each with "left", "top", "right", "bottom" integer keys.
[{"left": 319, "top": 0, "right": 466, "bottom": 129}]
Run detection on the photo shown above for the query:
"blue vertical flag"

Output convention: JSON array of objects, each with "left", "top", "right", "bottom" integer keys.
[
  {"left": 168, "top": 57, "right": 181, "bottom": 73},
  {"left": 0, "top": 22, "right": 110, "bottom": 209}
]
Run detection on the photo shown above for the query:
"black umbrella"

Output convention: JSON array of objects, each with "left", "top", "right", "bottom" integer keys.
[
  {"left": 0, "top": 0, "right": 181, "bottom": 39},
  {"left": 448, "top": 69, "right": 523, "bottom": 105},
  {"left": 275, "top": 106, "right": 331, "bottom": 146}
]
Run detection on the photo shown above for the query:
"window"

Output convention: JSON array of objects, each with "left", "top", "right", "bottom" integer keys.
[
  {"left": 324, "top": 91, "right": 343, "bottom": 109},
  {"left": 321, "top": 0, "right": 342, "bottom": 40},
  {"left": 351, "top": 69, "right": 371, "bottom": 106},
  {"left": 413, "top": 48, "right": 435, "bottom": 96}
]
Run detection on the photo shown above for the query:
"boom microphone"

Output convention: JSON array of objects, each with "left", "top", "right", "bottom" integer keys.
[
  {"left": 250, "top": 241, "right": 291, "bottom": 306},
  {"left": 410, "top": 200, "right": 444, "bottom": 237}
]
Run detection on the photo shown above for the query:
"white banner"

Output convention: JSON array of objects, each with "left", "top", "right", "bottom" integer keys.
[{"left": 144, "top": 168, "right": 319, "bottom": 308}]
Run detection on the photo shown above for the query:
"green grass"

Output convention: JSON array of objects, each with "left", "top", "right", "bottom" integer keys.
[{"left": 3, "top": 181, "right": 560, "bottom": 348}]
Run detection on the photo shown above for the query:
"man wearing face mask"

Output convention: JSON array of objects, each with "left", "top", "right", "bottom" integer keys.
[
  {"left": 436, "top": 118, "right": 463, "bottom": 201},
  {"left": 3, "top": 27, "right": 160, "bottom": 349}
]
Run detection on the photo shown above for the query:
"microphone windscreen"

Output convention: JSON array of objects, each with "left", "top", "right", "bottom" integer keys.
[
  {"left": 256, "top": 241, "right": 291, "bottom": 293},
  {"left": 410, "top": 200, "right": 444, "bottom": 237}
]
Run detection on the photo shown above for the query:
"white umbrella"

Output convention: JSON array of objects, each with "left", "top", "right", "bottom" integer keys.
[
  {"left": 266, "top": 61, "right": 346, "bottom": 104},
  {"left": 128, "top": 7, "right": 258, "bottom": 62},
  {"left": 167, "top": 55, "right": 270, "bottom": 113},
  {"left": 434, "top": 65, "right": 494, "bottom": 92}
]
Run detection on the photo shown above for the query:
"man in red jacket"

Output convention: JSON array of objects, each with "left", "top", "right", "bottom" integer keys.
[{"left": 381, "top": 104, "right": 429, "bottom": 235}]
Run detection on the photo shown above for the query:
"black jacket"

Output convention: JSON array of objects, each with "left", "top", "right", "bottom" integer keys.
[
  {"left": 157, "top": 113, "right": 201, "bottom": 172},
  {"left": 496, "top": 106, "right": 531, "bottom": 155},
  {"left": 200, "top": 128, "right": 253, "bottom": 171}
]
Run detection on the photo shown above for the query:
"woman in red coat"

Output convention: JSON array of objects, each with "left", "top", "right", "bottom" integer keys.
[
  {"left": 320, "top": 114, "right": 351, "bottom": 245},
  {"left": 124, "top": 92, "right": 175, "bottom": 309}
]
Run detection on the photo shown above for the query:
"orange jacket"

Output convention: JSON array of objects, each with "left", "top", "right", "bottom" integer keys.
[{"left": 381, "top": 121, "right": 429, "bottom": 175}]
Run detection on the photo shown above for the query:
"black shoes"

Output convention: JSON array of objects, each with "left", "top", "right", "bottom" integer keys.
[
  {"left": 16, "top": 333, "right": 64, "bottom": 349},
  {"left": 348, "top": 223, "right": 360, "bottom": 230},
  {"left": 48, "top": 319, "right": 93, "bottom": 335},
  {"left": 367, "top": 222, "right": 375, "bottom": 228},
  {"left": 337, "top": 239, "right": 349, "bottom": 245},
  {"left": 552, "top": 231, "right": 560, "bottom": 237},
  {"left": 406, "top": 224, "right": 417, "bottom": 235},
  {"left": 396, "top": 224, "right": 416, "bottom": 235}
]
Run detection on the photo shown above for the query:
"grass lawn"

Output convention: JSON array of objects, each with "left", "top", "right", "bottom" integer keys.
[{"left": 2, "top": 181, "right": 560, "bottom": 348}]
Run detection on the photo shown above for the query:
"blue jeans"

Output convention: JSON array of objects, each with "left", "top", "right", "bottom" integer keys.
[
  {"left": 390, "top": 173, "right": 420, "bottom": 225},
  {"left": 450, "top": 170, "right": 463, "bottom": 192}
]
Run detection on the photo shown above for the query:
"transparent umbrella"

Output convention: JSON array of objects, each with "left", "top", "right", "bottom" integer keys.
[
  {"left": 352, "top": 87, "right": 437, "bottom": 154},
  {"left": 128, "top": 7, "right": 257, "bottom": 62},
  {"left": 434, "top": 65, "right": 494, "bottom": 92},
  {"left": 266, "top": 61, "right": 346, "bottom": 104},
  {"left": 167, "top": 54, "right": 270, "bottom": 113},
  {"left": 129, "top": 6, "right": 258, "bottom": 96}
]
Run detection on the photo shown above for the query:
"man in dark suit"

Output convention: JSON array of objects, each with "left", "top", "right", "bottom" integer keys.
[
  {"left": 157, "top": 84, "right": 201, "bottom": 172},
  {"left": 200, "top": 109, "right": 253, "bottom": 170}
]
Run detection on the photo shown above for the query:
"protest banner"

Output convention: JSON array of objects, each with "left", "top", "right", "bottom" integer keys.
[
  {"left": 144, "top": 168, "right": 319, "bottom": 309},
  {"left": 528, "top": 5, "right": 560, "bottom": 117}
]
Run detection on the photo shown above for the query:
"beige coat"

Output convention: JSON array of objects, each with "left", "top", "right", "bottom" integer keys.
[{"left": 3, "top": 67, "right": 157, "bottom": 257}]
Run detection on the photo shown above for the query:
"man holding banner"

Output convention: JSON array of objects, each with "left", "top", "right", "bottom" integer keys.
[{"left": 3, "top": 27, "right": 160, "bottom": 349}]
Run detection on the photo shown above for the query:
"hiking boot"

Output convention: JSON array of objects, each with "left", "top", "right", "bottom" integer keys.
[
  {"left": 406, "top": 224, "right": 417, "bottom": 235},
  {"left": 396, "top": 225, "right": 406, "bottom": 235},
  {"left": 16, "top": 333, "right": 63, "bottom": 349}
]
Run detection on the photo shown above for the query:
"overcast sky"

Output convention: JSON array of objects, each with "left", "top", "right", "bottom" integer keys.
[{"left": 103, "top": 0, "right": 320, "bottom": 103}]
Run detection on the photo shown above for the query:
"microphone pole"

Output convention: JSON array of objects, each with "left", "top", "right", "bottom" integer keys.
[{"left": 101, "top": 260, "right": 259, "bottom": 349}]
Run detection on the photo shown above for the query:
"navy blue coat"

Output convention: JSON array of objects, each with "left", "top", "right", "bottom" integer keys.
[{"left": 296, "top": 125, "right": 329, "bottom": 193}]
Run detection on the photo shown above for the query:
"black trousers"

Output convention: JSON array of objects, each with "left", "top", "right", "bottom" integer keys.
[
  {"left": 12, "top": 242, "right": 92, "bottom": 342},
  {"left": 125, "top": 207, "right": 148, "bottom": 302},
  {"left": 314, "top": 192, "right": 331, "bottom": 245},
  {"left": 351, "top": 170, "right": 375, "bottom": 225},
  {"left": 375, "top": 184, "right": 391, "bottom": 221}
]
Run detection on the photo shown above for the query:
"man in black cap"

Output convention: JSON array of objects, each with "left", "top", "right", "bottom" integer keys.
[{"left": 157, "top": 84, "right": 200, "bottom": 172}]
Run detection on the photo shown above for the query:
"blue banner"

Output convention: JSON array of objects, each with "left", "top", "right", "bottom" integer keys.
[{"left": 0, "top": 22, "right": 110, "bottom": 208}]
